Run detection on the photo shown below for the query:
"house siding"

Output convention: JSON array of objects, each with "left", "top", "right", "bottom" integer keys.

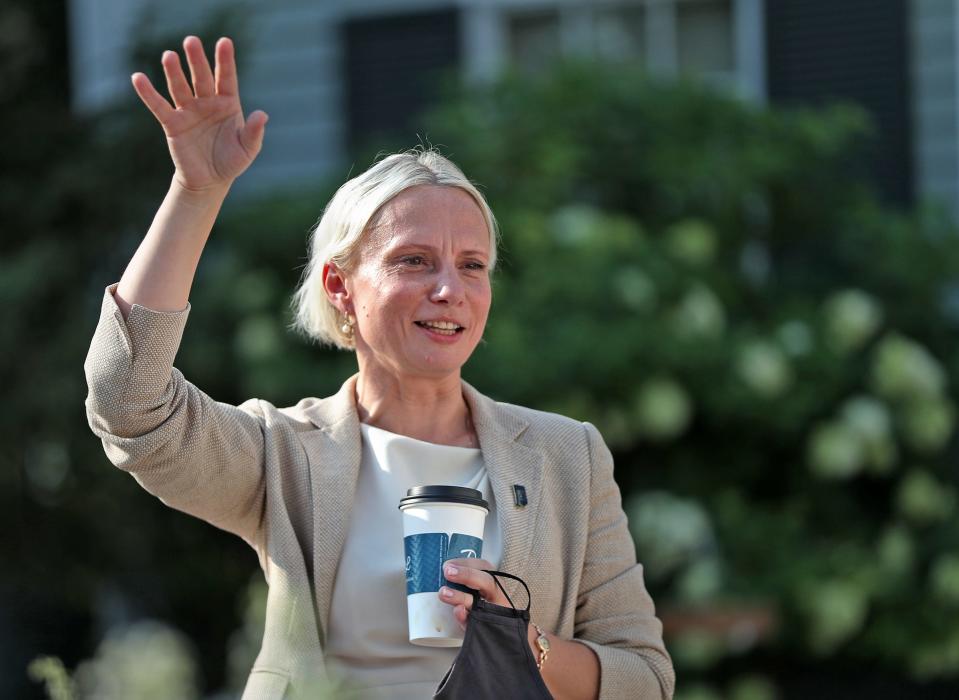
[{"left": 911, "top": 0, "right": 959, "bottom": 216}]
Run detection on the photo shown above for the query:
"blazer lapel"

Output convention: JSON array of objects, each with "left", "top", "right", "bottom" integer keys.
[
  {"left": 299, "top": 375, "right": 363, "bottom": 647},
  {"left": 462, "top": 381, "right": 546, "bottom": 592}
]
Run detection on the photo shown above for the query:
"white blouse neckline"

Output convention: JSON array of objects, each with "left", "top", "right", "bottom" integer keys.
[{"left": 359, "top": 421, "right": 481, "bottom": 453}]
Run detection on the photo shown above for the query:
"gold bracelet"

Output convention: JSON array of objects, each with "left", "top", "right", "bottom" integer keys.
[{"left": 531, "top": 622, "right": 550, "bottom": 671}]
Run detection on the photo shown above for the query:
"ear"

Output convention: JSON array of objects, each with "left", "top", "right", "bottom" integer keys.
[{"left": 322, "top": 262, "right": 352, "bottom": 315}]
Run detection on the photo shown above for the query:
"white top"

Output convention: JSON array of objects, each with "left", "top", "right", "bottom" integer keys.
[{"left": 325, "top": 423, "right": 502, "bottom": 699}]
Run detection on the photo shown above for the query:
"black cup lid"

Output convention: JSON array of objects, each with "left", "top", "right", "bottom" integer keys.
[{"left": 398, "top": 485, "right": 489, "bottom": 511}]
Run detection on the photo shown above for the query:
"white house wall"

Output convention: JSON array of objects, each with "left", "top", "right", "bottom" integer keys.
[
  {"left": 66, "top": 0, "right": 765, "bottom": 200},
  {"left": 911, "top": 0, "right": 959, "bottom": 218}
]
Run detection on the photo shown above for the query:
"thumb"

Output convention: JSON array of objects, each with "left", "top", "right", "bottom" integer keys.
[{"left": 239, "top": 110, "right": 269, "bottom": 154}]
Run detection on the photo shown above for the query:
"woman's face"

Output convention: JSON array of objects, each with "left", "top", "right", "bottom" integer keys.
[{"left": 340, "top": 185, "right": 493, "bottom": 381}]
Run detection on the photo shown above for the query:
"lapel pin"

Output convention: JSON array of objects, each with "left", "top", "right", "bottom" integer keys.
[{"left": 512, "top": 484, "right": 528, "bottom": 507}]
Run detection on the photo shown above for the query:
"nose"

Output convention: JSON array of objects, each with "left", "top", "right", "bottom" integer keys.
[{"left": 429, "top": 264, "right": 465, "bottom": 305}]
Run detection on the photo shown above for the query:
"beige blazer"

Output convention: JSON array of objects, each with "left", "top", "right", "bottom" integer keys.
[{"left": 84, "top": 283, "right": 674, "bottom": 700}]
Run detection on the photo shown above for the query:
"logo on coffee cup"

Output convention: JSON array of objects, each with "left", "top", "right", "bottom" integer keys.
[
  {"left": 443, "top": 533, "right": 484, "bottom": 593},
  {"left": 404, "top": 532, "right": 484, "bottom": 595},
  {"left": 404, "top": 533, "right": 448, "bottom": 594}
]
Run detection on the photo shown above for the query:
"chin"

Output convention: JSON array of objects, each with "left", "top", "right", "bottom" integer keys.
[
  {"left": 401, "top": 349, "right": 473, "bottom": 378},
  {"left": 408, "top": 359, "right": 468, "bottom": 378}
]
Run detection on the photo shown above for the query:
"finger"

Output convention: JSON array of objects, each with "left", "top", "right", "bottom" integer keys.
[
  {"left": 444, "top": 562, "right": 497, "bottom": 602},
  {"left": 183, "top": 35, "right": 215, "bottom": 98},
  {"left": 454, "top": 605, "right": 468, "bottom": 630},
  {"left": 214, "top": 37, "right": 239, "bottom": 97},
  {"left": 439, "top": 585, "right": 474, "bottom": 611},
  {"left": 239, "top": 110, "right": 269, "bottom": 155},
  {"left": 131, "top": 72, "right": 175, "bottom": 123},
  {"left": 446, "top": 558, "right": 494, "bottom": 570},
  {"left": 162, "top": 50, "right": 193, "bottom": 108}
]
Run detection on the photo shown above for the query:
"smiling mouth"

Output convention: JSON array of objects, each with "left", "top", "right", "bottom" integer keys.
[{"left": 415, "top": 321, "right": 464, "bottom": 336}]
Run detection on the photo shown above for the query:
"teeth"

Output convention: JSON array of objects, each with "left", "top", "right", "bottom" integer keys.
[{"left": 420, "top": 320, "right": 460, "bottom": 330}]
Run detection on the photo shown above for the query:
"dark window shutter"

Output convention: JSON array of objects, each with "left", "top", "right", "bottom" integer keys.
[
  {"left": 343, "top": 8, "right": 460, "bottom": 149},
  {"left": 765, "top": 0, "right": 912, "bottom": 205}
]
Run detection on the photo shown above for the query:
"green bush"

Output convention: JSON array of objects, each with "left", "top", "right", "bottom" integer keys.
[{"left": 410, "top": 64, "right": 959, "bottom": 684}]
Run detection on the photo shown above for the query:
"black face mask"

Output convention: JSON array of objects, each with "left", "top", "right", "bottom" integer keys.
[{"left": 433, "top": 570, "right": 554, "bottom": 700}]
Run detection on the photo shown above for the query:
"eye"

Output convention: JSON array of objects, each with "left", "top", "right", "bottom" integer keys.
[
  {"left": 464, "top": 261, "right": 487, "bottom": 271},
  {"left": 401, "top": 255, "right": 425, "bottom": 266}
]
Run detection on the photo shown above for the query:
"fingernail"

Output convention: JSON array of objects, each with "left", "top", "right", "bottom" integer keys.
[
  {"left": 445, "top": 564, "right": 458, "bottom": 576},
  {"left": 441, "top": 587, "right": 454, "bottom": 598}
]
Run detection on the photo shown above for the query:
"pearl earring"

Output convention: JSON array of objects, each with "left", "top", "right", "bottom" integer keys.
[{"left": 341, "top": 314, "right": 355, "bottom": 338}]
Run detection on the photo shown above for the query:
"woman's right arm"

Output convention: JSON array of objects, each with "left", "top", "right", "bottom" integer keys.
[
  {"left": 85, "top": 36, "right": 272, "bottom": 547},
  {"left": 116, "top": 35, "right": 267, "bottom": 317}
]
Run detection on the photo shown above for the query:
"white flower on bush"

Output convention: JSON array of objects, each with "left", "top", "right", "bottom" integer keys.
[
  {"left": 898, "top": 396, "right": 956, "bottom": 454},
  {"left": 664, "top": 219, "right": 717, "bottom": 266},
  {"left": 675, "top": 557, "right": 723, "bottom": 604},
  {"left": 896, "top": 469, "right": 956, "bottom": 524},
  {"left": 736, "top": 340, "right": 793, "bottom": 398},
  {"left": 930, "top": 554, "right": 959, "bottom": 605},
  {"left": 823, "top": 289, "right": 883, "bottom": 354},
  {"left": 870, "top": 334, "right": 947, "bottom": 401},
  {"left": 841, "top": 395, "right": 891, "bottom": 443},
  {"left": 614, "top": 266, "right": 657, "bottom": 312},
  {"left": 626, "top": 491, "right": 714, "bottom": 581},
  {"left": 807, "top": 420, "right": 865, "bottom": 479},
  {"left": 671, "top": 284, "right": 726, "bottom": 340},
  {"left": 876, "top": 525, "right": 914, "bottom": 579},
  {"left": 840, "top": 395, "right": 897, "bottom": 474},
  {"left": 634, "top": 377, "right": 694, "bottom": 441},
  {"left": 27, "top": 656, "right": 74, "bottom": 700},
  {"left": 550, "top": 204, "right": 605, "bottom": 246},
  {"left": 777, "top": 319, "right": 813, "bottom": 357},
  {"left": 74, "top": 620, "right": 199, "bottom": 700},
  {"left": 802, "top": 579, "right": 869, "bottom": 654}
]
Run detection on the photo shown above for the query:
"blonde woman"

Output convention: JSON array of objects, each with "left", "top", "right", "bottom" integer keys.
[{"left": 84, "top": 36, "right": 673, "bottom": 699}]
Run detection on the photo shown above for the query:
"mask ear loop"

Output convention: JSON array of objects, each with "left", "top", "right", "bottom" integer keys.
[{"left": 471, "top": 569, "right": 533, "bottom": 614}]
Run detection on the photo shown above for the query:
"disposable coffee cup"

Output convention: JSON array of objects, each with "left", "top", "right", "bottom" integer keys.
[{"left": 399, "top": 485, "right": 489, "bottom": 647}]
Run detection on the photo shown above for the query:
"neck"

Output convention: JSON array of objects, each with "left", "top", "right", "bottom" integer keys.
[{"left": 353, "top": 362, "right": 477, "bottom": 448}]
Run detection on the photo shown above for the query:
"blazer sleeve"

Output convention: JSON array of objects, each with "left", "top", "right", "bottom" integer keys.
[
  {"left": 571, "top": 421, "right": 675, "bottom": 700},
  {"left": 83, "top": 282, "right": 267, "bottom": 547}
]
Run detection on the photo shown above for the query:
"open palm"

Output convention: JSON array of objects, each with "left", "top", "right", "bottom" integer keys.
[{"left": 131, "top": 36, "right": 268, "bottom": 191}]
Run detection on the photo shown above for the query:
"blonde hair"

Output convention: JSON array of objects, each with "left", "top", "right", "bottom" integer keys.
[{"left": 289, "top": 147, "right": 499, "bottom": 350}]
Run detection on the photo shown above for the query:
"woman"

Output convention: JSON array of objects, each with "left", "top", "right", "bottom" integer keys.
[{"left": 83, "top": 36, "right": 674, "bottom": 699}]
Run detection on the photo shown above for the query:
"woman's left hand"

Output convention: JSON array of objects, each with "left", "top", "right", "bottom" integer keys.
[{"left": 437, "top": 558, "right": 511, "bottom": 630}]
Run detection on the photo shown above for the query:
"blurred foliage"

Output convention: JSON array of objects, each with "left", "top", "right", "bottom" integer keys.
[
  {"left": 0, "top": 3, "right": 286, "bottom": 698},
  {"left": 28, "top": 575, "right": 356, "bottom": 700},
  {"left": 413, "top": 63, "right": 959, "bottom": 694},
  {"left": 27, "top": 657, "right": 75, "bottom": 700},
  {"left": 7, "top": 2, "right": 959, "bottom": 699}
]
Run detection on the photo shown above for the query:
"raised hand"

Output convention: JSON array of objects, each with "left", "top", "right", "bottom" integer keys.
[{"left": 131, "top": 36, "right": 268, "bottom": 192}]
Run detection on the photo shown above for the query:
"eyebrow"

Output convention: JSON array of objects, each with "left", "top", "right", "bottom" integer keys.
[{"left": 390, "top": 243, "right": 489, "bottom": 258}]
